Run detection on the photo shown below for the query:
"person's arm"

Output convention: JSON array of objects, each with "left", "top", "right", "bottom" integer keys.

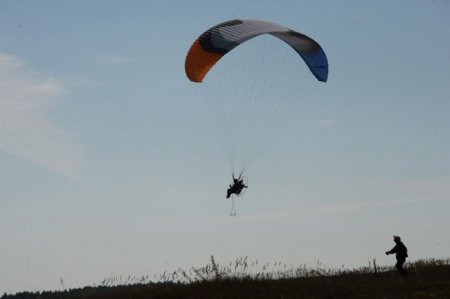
[{"left": 385, "top": 244, "right": 398, "bottom": 255}]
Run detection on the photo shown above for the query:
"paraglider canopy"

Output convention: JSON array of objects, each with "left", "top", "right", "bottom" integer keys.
[{"left": 185, "top": 19, "right": 328, "bottom": 83}]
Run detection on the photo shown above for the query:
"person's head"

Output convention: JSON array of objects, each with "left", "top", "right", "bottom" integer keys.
[{"left": 393, "top": 235, "right": 401, "bottom": 243}]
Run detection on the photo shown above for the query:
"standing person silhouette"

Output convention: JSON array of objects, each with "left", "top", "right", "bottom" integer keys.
[{"left": 385, "top": 235, "right": 408, "bottom": 276}]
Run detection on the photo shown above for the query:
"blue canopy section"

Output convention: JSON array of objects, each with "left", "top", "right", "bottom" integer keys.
[{"left": 297, "top": 47, "right": 328, "bottom": 82}]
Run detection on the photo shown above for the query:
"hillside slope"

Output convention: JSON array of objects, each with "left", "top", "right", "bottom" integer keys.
[{"left": 3, "top": 259, "right": 450, "bottom": 299}]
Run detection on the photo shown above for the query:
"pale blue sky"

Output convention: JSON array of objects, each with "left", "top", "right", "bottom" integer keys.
[{"left": 1, "top": 0, "right": 450, "bottom": 294}]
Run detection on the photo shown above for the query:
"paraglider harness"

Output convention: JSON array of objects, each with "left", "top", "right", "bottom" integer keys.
[
  {"left": 227, "top": 173, "right": 248, "bottom": 198},
  {"left": 227, "top": 173, "right": 248, "bottom": 216}
]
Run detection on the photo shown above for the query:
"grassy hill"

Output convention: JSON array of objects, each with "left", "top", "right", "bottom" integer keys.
[{"left": 3, "top": 258, "right": 450, "bottom": 299}]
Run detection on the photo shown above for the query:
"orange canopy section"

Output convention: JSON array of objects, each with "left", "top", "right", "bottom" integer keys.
[{"left": 185, "top": 39, "right": 222, "bottom": 83}]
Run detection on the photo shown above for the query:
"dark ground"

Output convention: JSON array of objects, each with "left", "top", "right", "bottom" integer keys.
[{"left": 3, "top": 259, "right": 450, "bottom": 299}]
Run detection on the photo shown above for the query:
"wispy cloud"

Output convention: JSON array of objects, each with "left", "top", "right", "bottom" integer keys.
[
  {"left": 240, "top": 178, "right": 450, "bottom": 222},
  {"left": 0, "top": 53, "right": 24, "bottom": 68},
  {"left": 95, "top": 55, "right": 137, "bottom": 65},
  {"left": 241, "top": 198, "right": 421, "bottom": 222},
  {"left": 313, "top": 118, "right": 340, "bottom": 126},
  {"left": 0, "top": 53, "right": 86, "bottom": 180}
]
